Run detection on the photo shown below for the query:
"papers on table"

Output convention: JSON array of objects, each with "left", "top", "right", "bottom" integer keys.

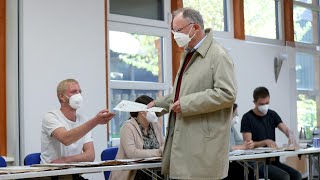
[
  {"left": 32, "top": 157, "right": 162, "bottom": 168},
  {"left": 113, "top": 100, "right": 164, "bottom": 113},
  {"left": 0, "top": 166, "right": 64, "bottom": 174},
  {"left": 0, "top": 157, "right": 162, "bottom": 175},
  {"left": 229, "top": 147, "right": 298, "bottom": 156}
]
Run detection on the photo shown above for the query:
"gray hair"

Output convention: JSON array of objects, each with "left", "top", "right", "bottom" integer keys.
[{"left": 172, "top": 7, "right": 204, "bottom": 30}]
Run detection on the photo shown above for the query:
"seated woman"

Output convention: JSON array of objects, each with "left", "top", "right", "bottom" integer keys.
[
  {"left": 224, "top": 103, "right": 254, "bottom": 180},
  {"left": 109, "top": 95, "right": 164, "bottom": 180}
]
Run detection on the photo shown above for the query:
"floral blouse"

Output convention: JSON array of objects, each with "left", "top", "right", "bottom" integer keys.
[{"left": 136, "top": 120, "right": 160, "bottom": 149}]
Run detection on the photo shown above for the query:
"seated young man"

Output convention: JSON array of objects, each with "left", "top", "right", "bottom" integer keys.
[
  {"left": 41, "top": 79, "right": 115, "bottom": 164},
  {"left": 241, "top": 86, "right": 302, "bottom": 180}
]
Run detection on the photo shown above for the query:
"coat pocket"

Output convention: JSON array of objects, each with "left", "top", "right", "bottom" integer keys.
[{"left": 200, "top": 114, "right": 211, "bottom": 137}]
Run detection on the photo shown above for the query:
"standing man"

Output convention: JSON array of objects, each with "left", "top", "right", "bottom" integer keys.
[
  {"left": 41, "top": 79, "right": 115, "bottom": 164},
  {"left": 241, "top": 86, "right": 301, "bottom": 180},
  {"left": 148, "top": 8, "right": 237, "bottom": 179}
]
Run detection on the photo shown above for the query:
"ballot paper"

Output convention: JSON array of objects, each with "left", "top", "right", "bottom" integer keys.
[{"left": 113, "top": 100, "right": 164, "bottom": 112}]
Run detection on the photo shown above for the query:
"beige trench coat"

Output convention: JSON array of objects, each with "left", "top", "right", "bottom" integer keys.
[
  {"left": 155, "top": 28, "right": 237, "bottom": 180},
  {"left": 109, "top": 118, "right": 165, "bottom": 180}
]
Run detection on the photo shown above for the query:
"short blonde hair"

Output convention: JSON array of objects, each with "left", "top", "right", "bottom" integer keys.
[{"left": 57, "top": 79, "right": 79, "bottom": 102}]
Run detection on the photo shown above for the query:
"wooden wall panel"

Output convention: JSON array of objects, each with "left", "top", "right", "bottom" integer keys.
[
  {"left": 171, "top": 0, "right": 184, "bottom": 84},
  {"left": 233, "top": 0, "right": 245, "bottom": 40},
  {"left": 284, "top": 0, "right": 294, "bottom": 43}
]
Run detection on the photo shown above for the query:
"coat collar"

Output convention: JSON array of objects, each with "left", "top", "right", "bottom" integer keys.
[
  {"left": 193, "top": 28, "right": 214, "bottom": 58},
  {"left": 126, "top": 117, "right": 161, "bottom": 142},
  {"left": 126, "top": 117, "right": 143, "bottom": 137}
]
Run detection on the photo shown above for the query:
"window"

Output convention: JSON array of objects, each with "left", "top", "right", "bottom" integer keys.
[
  {"left": 296, "top": 51, "right": 320, "bottom": 137},
  {"left": 296, "top": 0, "right": 312, "bottom": 4},
  {"left": 109, "top": 31, "right": 163, "bottom": 83},
  {"left": 296, "top": 53, "right": 315, "bottom": 90},
  {"left": 108, "top": 1, "right": 172, "bottom": 146},
  {"left": 295, "top": 0, "right": 320, "bottom": 137},
  {"left": 183, "top": 0, "right": 228, "bottom": 32},
  {"left": 293, "top": 0, "right": 319, "bottom": 44},
  {"left": 109, "top": 0, "right": 164, "bottom": 20},
  {"left": 244, "top": 0, "right": 280, "bottom": 39}
]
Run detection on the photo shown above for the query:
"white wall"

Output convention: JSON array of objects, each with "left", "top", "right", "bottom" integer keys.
[
  {"left": 17, "top": 0, "right": 107, "bottom": 176},
  {"left": 217, "top": 38, "right": 297, "bottom": 145}
]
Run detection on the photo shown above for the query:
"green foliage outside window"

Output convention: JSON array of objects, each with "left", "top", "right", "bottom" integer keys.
[
  {"left": 118, "top": 34, "right": 160, "bottom": 76},
  {"left": 297, "top": 94, "right": 317, "bottom": 137},
  {"left": 244, "top": 0, "right": 277, "bottom": 39},
  {"left": 183, "top": 0, "right": 225, "bottom": 31}
]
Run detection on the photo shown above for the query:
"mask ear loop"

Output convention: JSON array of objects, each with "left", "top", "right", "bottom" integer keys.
[
  {"left": 61, "top": 94, "right": 69, "bottom": 103},
  {"left": 141, "top": 111, "right": 148, "bottom": 120},
  {"left": 189, "top": 24, "right": 199, "bottom": 38}
]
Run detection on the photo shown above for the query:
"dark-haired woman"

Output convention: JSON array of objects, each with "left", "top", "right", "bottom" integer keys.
[{"left": 109, "top": 95, "right": 164, "bottom": 180}]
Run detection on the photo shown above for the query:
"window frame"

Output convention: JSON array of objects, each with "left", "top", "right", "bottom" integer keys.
[{"left": 107, "top": 14, "right": 172, "bottom": 146}]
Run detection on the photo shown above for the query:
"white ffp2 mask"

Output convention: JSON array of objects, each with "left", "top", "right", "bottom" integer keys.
[
  {"left": 145, "top": 111, "right": 158, "bottom": 123},
  {"left": 65, "top": 93, "right": 83, "bottom": 110},
  {"left": 258, "top": 104, "right": 269, "bottom": 115},
  {"left": 172, "top": 25, "right": 196, "bottom": 48}
]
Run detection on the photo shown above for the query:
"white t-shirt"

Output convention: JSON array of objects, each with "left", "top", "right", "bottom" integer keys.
[{"left": 40, "top": 110, "right": 93, "bottom": 164}]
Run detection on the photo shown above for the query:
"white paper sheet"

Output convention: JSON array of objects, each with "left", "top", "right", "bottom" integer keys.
[{"left": 113, "top": 100, "right": 164, "bottom": 112}]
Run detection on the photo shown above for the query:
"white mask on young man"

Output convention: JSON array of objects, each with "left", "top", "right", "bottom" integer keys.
[
  {"left": 258, "top": 104, "right": 269, "bottom": 115},
  {"left": 65, "top": 93, "right": 83, "bottom": 110},
  {"left": 172, "top": 25, "right": 197, "bottom": 48}
]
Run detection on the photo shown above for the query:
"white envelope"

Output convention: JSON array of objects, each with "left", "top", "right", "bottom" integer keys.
[{"left": 113, "top": 100, "right": 164, "bottom": 112}]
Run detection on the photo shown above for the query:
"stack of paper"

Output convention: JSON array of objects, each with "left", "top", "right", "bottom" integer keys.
[{"left": 0, "top": 166, "right": 64, "bottom": 174}]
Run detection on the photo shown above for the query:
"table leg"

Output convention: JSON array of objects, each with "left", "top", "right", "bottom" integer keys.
[
  {"left": 255, "top": 161, "right": 259, "bottom": 180},
  {"left": 318, "top": 154, "right": 320, "bottom": 180},
  {"left": 308, "top": 154, "right": 313, "bottom": 180},
  {"left": 243, "top": 162, "right": 248, "bottom": 180},
  {"left": 264, "top": 163, "right": 268, "bottom": 180}
]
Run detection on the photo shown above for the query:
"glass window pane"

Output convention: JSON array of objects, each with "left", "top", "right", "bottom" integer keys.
[
  {"left": 183, "top": 0, "right": 226, "bottom": 31},
  {"left": 296, "top": 53, "right": 314, "bottom": 90},
  {"left": 110, "top": 89, "right": 164, "bottom": 138},
  {"left": 244, "top": 0, "right": 278, "bottom": 39},
  {"left": 297, "top": 94, "right": 317, "bottom": 139},
  {"left": 294, "top": 6, "right": 313, "bottom": 43},
  {"left": 110, "top": 0, "right": 164, "bottom": 20},
  {"left": 109, "top": 31, "right": 163, "bottom": 83},
  {"left": 295, "top": 0, "right": 312, "bottom": 4}
]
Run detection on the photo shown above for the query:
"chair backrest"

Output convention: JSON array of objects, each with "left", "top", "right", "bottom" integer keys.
[
  {"left": 24, "top": 153, "right": 41, "bottom": 165},
  {"left": 0, "top": 156, "right": 7, "bottom": 167},
  {"left": 101, "top": 147, "right": 118, "bottom": 180}
]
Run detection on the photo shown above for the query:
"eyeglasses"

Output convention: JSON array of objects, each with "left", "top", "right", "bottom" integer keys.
[{"left": 172, "top": 23, "right": 194, "bottom": 33}]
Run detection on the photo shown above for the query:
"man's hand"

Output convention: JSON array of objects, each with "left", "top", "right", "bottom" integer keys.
[
  {"left": 243, "top": 140, "right": 254, "bottom": 149},
  {"left": 147, "top": 101, "right": 155, "bottom": 108},
  {"left": 288, "top": 130, "right": 297, "bottom": 146},
  {"left": 264, "top": 139, "right": 277, "bottom": 148},
  {"left": 94, "top": 109, "right": 115, "bottom": 125},
  {"left": 171, "top": 100, "right": 181, "bottom": 113}
]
